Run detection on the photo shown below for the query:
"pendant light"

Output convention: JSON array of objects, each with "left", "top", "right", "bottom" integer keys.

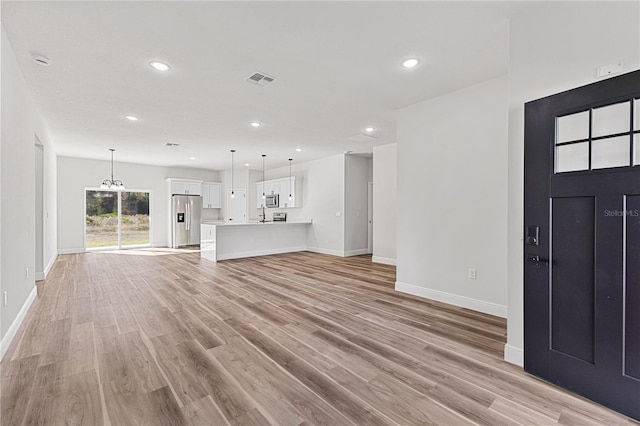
[
  {"left": 100, "top": 148, "right": 125, "bottom": 191},
  {"left": 261, "top": 154, "right": 266, "bottom": 200},
  {"left": 288, "top": 158, "right": 293, "bottom": 201},
  {"left": 230, "top": 149, "right": 236, "bottom": 198}
]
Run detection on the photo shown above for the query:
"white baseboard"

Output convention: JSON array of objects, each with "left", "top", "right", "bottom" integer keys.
[
  {"left": 305, "top": 246, "right": 346, "bottom": 257},
  {"left": 504, "top": 343, "right": 524, "bottom": 367},
  {"left": 344, "top": 249, "right": 368, "bottom": 257},
  {"left": 0, "top": 286, "right": 37, "bottom": 361},
  {"left": 395, "top": 281, "right": 507, "bottom": 318},
  {"left": 372, "top": 256, "right": 396, "bottom": 266},
  {"left": 58, "top": 247, "right": 85, "bottom": 254},
  {"left": 306, "top": 247, "right": 368, "bottom": 257},
  {"left": 36, "top": 252, "right": 58, "bottom": 281},
  {"left": 35, "top": 251, "right": 58, "bottom": 281},
  {"left": 44, "top": 252, "right": 57, "bottom": 276},
  {"left": 217, "top": 246, "right": 307, "bottom": 261}
]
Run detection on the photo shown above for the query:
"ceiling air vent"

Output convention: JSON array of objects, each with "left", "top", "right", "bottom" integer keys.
[
  {"left": 165, "top": 142, "right": 181, "bottom": 147},
  {"left": 348, "top": 133, "right": 376, "bottom": 142},
  {"left": 245, "top": 71, "right": 277, "bottom": 87}
]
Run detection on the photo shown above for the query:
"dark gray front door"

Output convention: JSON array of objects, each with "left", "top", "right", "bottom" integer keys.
[{"left": 524, "top": 70, "right": 640, "bottom": 420}]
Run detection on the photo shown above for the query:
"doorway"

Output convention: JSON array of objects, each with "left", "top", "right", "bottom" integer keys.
[
  {"left": 524, "top": 70, "right": 640, "bottom": 420},
  {"left": 227, "top": 188, "right": 247, "bottom": 223},
  {"left": 35, "top": 139, "right": 44, "bottom": 280},
  {"left": 85, "top": 190, "right": 151, "bottom": 249}
]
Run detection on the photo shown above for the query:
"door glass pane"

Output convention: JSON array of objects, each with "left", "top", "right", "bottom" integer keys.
[
  {"left": 120, "top": 192, "right": 150, "bottom": 246},
  {"left": 556, "top": 142, "right": 589, "bottom": 173},
  {"left": 592, "top": 136, "right": 630, "bottom": 169},
  {"left": 635, "top": 99, "right": 640, "bottom": 131},
  {"left": 592, "top": 101, "right": 630, "bottom": 137},
  {"left": 634, "top": 134, "right": 640, "bottom": 166},
  {"left": 557, "top": 111, "right": 589, "bottom": 143},
  {"left": 86, "top": 190, "right": 119, "bottom": 248}
]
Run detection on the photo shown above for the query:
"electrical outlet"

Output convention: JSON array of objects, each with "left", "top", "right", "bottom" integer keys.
[
  {"left": 468, "top": 268, "right": 477, "bottom": 280},
  {"left": 3, "top": 291, "right": 7, "bottom": 306},
  {"left": 25, "top": 267, "right": 29, "bottom": 279}
]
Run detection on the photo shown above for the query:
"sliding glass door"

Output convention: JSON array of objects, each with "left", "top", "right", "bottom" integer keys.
[
  {"left": 85, "top": 190, "right": 150, "bottom": 249},
  {"left": 120, "top": 192, "right": 150, "bottom": 246}
]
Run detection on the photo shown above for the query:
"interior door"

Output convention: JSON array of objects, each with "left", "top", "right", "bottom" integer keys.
[
  {"left": 227, "top": 189, "right": 247, "bottom": 223},
  {"left": 524, "top": 70, "right": 640, "bottom": 421}
]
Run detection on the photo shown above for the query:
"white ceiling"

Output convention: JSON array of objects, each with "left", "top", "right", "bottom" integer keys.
[{"left": 2, "top": 1, "right": 529, "bottom": 171}]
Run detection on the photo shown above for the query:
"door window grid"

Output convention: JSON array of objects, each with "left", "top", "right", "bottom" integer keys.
[{"left": 555, "top": 98, "right": 640, "bottom": 173}]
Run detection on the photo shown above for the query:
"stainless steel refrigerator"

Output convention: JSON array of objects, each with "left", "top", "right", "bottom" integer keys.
[{"left": 171, "top": 195, "right": 202, "bottom": 248}]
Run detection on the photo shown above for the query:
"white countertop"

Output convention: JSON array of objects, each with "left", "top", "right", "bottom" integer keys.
[{"left": 202, "top": 219, "right": 312, "bottom": 227}]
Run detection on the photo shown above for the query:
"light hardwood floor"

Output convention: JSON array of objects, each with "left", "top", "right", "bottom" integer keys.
[{"left": 1, "top": 251, "right": 637, "bottom": 425}]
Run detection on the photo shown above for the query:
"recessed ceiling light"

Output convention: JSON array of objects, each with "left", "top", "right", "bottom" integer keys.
[
  {"left": 125, "top": 115, "right": 139, "bottom": 121},
  {"left": 364, "top": 127, "right": 376, "bottom": 132},
  {"left": 189, "top": 157, "right": 196, "bottom": 160},
  {"left": 244, "top": 163, "right": 250, "bottom": 167},
  {"left": 149, "top": 61, "right": 170, "bottom": 71},
  {"left": 296, "top": 148, "right": 303, "bottom": 152},
  {"left": 32, "top": 54, "right": 51, "bottom": 66},
  {"left": 250, "top": 121, "right": 262, "bottom": 127},
  {"left": 401, "top": 58, "right": 420, "bottom": 69}
]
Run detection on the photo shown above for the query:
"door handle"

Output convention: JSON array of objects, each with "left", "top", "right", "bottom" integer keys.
[
  {"left": 186, "top": 204, "right": 190, "bottom": 231},
  {"left": 526, "top": 254, "right": 549, "bottom": 266}
]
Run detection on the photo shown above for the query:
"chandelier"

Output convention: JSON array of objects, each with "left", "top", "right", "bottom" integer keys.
[{"left": 99, "top": 148, "right": 126, "bottom": 190}]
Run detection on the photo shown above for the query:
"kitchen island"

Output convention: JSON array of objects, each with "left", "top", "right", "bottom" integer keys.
[{"left": 201, "top": 220, "right": 312, "bottom": 262}]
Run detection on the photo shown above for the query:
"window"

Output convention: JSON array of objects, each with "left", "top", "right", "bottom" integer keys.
[
  {"left": 555, "top": 99, "right": 640, "bottom": 173},
  {"left": 85, "top": 190, "right": 151, "bottom": 249}
]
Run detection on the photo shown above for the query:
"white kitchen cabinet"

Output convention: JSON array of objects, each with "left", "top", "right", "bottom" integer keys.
[
  {"left": 256, "top": 176, "right": 297, "bottom": 208},
  {"left": 265, "top": 181, "right": 277, "bottom": 196},
  {"left": 168, "top": 179, "right": 202, "bottom": 195},
  {"left": 279, "top": 177, "right": 296, "bottom": 208},
  {"left": 186, "top": 181, "right": 202, "bottom": 195},
  {"left": 202, "top": 182, "right": 221, "bottom": 209}
]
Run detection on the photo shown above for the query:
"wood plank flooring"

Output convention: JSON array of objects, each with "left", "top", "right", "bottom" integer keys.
[{"left": 1, "top": 251, "right": 637, "bottom": 425}]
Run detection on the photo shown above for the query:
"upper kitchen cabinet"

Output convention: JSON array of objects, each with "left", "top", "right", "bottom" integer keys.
[
  {"left": 202, "top": 182, "right": 221, "bottom": 209},
  {"left": 166, "top": 178, "right": 203, "bottom": 195},
  {"left": 279, "top": 177, "right": 296, "bottom": 208},
  {"left": 256, "top": 177, "right": 297, "bottom": 208}
]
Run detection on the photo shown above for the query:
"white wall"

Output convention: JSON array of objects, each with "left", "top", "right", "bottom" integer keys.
[
  {"left": 504, "top": 1, "right": 640, "bottom": 366},
  {"left": 219, "top": 168, "right": 249, "bottom": 222},
  {"left": 344, "top": 155, "right": 369, "bottom": 255},
  {"left": 248, "top": 168, "right": 264, "bottom": 222},
  {"left": 372, "top": 143, "right": 397, "bottom": 265},
  {"left": 1, "top": 26, "right": 57, "bottom": 350},
  {"left": 264, "top": 154, "right": 346, "bottom": 255},
  {"left": 56, "top": 156, "right": 219, "bottom": 251},
  {"left": 214, "top": 154, "right": 349, "bottom": 255},
  {"left": 396, "top": 75, "right": 509, "bottom": 318}
]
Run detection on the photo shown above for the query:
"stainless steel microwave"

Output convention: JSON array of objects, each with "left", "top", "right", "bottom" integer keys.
[{"left": 266, "top": 194, "right": 279, "bottom": 208}]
